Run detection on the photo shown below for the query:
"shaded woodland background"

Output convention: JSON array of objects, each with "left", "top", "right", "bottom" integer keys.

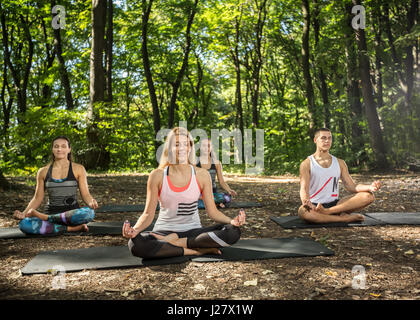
[{"left": 0, "top": 0, "right": 419, "bottom": 185}]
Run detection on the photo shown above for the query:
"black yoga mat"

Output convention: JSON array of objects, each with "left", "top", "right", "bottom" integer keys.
[
  {"left": 364, "top": 212, "right": 420, "bottom": 225},
  {"left": 270, "top": 215, "right": 386, "bottom": 229},
  {"left": 96, "top": 202, "right": 262, "bottom": 213},
  {"left": 191, "top": 237, "right": 333, "bottom": 262},
  {"left": 0, "top": 221, "right": 153, "bottom": 239},
  {"left": 227, "top": 201, "right": 262, "bottom": 209},
  {"left": 21, "top": 246, "right": 189, "bottom": 275},
  {"left": 21, "top": 237, "right": 333, "bottom": 275},
  {"left": 96, "top": 204, "right": 146, "bottom": 213}
]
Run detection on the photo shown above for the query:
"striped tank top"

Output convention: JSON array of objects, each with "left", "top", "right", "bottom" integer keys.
[
  {"left": 44, "top": 162, "right": 80, "bottom": 215},
  {"left": 309, "top": 155, "right": 341, "bottom": 204},
  {"left": 153, "top": 165, "right": 202, "bottom": 232}
]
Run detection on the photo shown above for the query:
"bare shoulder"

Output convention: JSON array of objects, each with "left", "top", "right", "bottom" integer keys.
[
  {"left": 149, "top": 168, "right": 164, "bottom": 182},
  {"left": 195, "top": 166, "right": 211, "bottom": 181},
  {"left": 300, "top": 157, "right": 310, "bottom": 170},
  {"left": 72, "top": 162, "right": 86, "bottom": 173},
  {"left": 337, "top": 158, "right": 347, "bottom": 169},
  {"left": 37, "top": 165, "right": 49, "bottom": 179}
]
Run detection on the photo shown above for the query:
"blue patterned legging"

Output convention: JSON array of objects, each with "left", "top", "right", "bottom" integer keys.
[
  {"left": 18, "top": 207, "right": 95, "bottom": 235},
  {"left": 198, "top": 192, "right": 232, "bottom": 209}
]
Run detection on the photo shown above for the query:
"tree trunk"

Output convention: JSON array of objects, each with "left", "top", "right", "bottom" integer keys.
[
  {"left": 0, "top": 9, "right": 33, "bottom": 116},
  {"left": 383, "top": 1, "right": 406, "bottom": 94},
  {"left": 40, "top": 17, "right": 56, "bottom": 108},
  {"left": 301, "top": 0, "right": 317, "bottom": 133},
  {"left": 312, "top": 0, "right": 330, "bottom": 128},
  {"left": 227, "top": 11, "right": 244, "bottom": 162},
  {"left": 86, "top": 0, "right": 110, "bottom": 170},
  {"left": 404, "top": 0, "right": 418, "bottom": 107},
  {"left": 248, "top": 0, "right": 268, "bottom": 129},
  {"left": 352, "top": 0, "right": 388, "bottom": 169},
  {"left": 105, "top": 0, "right": 113, "bottom": 102},
  {"left": 0, "top": 169, "right": 9, "bottom": 189},
  {"left": 373, "top": 4, "right": 383, "bottom": 110},
  {"left": 167, "top": 0, "right": 199, "bottom": 129},
  {"left": 51, "top": 0, "right": 74, "bottom": 110},
  {"left": 141, "top": 0, "right": 161, "bottom": 149},
  {"left": 1, "top": 63, "right": 13, "bottom": 155}
]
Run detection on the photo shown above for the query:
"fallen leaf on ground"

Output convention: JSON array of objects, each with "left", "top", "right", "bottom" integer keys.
[
  {"left": 262, "top": 270, "right": 274, "bottom": 275},
  {"left": 244, "top": 279, "right": 258, "bottom": 286},
  {"left": 193, "top": 284, "right": 206, "bottom": 291}
]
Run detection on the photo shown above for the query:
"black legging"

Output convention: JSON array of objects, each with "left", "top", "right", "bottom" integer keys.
[{"left": 128, "top": 224, "right": 241, "bottom": 259}]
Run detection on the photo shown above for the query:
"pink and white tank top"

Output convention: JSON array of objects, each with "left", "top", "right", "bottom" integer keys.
[
  {"left": 309, "top": 155, "right": 341, "bottom": 204},
  {"left": 153, "top": 165, "right": 202, "bottom": 232}
]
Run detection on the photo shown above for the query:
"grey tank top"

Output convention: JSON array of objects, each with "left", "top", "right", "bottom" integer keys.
[
  {"left": 197, "top": 161, "right": 217, "bottom": 193},
  {"left": 44, "top": 162, "right": 80, "bottom": 215}
]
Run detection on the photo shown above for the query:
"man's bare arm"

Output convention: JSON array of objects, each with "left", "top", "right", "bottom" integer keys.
[{"left": 299, "top": 159, "right": 315, "bottom": 209}]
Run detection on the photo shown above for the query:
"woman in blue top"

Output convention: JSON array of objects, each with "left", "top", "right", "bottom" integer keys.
[{"left": 13, "top": 136, "right": 97, "bottom": 235}]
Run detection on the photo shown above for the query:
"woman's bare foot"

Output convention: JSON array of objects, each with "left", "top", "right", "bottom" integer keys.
[
  {"left": 13, "top": 210, "right": 26, "bottom": 220},
  {"left": 150, "top": 232, "right": 179, "bottom": 245},
  {"left": 67, "top": 224, "right": 89, "bottom": 233},
  {"left": 219, "top": 203, "right": 225, "bottom": 208},
  {"left": 190, "top": 247, "right": 222, "bottom": 256},
  {"left": 343, "top": 213, "right": 365, "bottom": 223}
]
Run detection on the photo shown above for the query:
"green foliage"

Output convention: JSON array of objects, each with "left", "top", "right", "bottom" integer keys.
[{"left": 0, "top": 0, "right": 418, "bottom": 176}]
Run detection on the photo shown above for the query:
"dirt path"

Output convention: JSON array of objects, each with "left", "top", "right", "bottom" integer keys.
[{"left": 0, "top": 172, "right": 419, "bottom": 300}]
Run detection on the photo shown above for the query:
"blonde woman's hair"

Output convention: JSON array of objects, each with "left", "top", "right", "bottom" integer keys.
[{"left": 158, "top": 127, "right": 196, "bottom": 169}]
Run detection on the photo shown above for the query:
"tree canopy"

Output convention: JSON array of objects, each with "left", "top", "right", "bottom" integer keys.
[{"left": 0, "top": 0, "right": 419, "bottom": 177}]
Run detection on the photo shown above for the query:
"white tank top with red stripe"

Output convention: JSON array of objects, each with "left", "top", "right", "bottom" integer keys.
[
  {"left": 309, "top": 155, "right": 341, "bottom": 204},
  {"left": 153, "top": 165, "right": 202, "bottom": 232}
]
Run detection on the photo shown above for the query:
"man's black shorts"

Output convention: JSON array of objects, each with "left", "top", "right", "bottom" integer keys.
[{"left": 312, "top": 199, "right": 339, "bottom": 208}]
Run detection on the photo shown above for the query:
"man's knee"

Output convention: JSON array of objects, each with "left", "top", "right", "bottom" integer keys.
[
  {"left": 297, "top": 206, "right": 321, "bottom": 223},
  {"left": 361, "top": 191, "right": 375, "bottom": 204},
  {"left": 298, "top": 205, "right": 310, "bottom": 219}
]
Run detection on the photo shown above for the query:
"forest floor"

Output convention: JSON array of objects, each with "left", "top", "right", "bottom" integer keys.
[{"left": 0, "top": 172, "right": 419, "bottom": 301}]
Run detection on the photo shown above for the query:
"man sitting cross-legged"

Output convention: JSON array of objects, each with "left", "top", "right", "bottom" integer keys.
[{"left": 297, "top": 128, "right": 381, "bottom": 224}]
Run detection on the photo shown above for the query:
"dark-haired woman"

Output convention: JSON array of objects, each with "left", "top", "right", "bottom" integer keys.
[
  {"left": 197, "top": 139, "right": 237, "bottom": 209},
  {"left": 13, "top": 136, "right": 97, "bottom": 235}
]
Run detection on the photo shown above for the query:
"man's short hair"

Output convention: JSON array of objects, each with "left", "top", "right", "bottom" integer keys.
[{"left": 314, "top": 128, "right": 331, "bottom": 139}]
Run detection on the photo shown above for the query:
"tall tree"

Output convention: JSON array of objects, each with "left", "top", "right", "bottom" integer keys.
[
  {"left": 301, "top": 0, "right": 317, "bottom": 132},
  {"left": 141, "top": 0, "right": 161, "bottom": 153},
  {"left": 51, "top": 0, "right": 74, "bottom": 110},
  {"left": 167, "top": 0, "right": 199, "bottom": 128},
  {"left": 226, "top": 7, "right": 244, "bottom": 161},
  {"left": 86, "top": 0, "right": 110, "bottom": 169},
  {"left": 404, "top": 0, "right": 418, "bottom": 106},
  {"left": 344, "top": 2, "right": 364, "bottom": 164},
  {"left": 312, "top": 0, "right": 330, "bottom": 128},
  {"left": 0, "top": 5, "right": 33, "bottom": 116},
  {"left": 352, "top": 0, "right": 388, "bottom": 169},
  {"left": 105, "top": 0, "right": 113, "bottom": 102},
  {"left": 241, "top": 0, "right": 268, "bottom": 128}
]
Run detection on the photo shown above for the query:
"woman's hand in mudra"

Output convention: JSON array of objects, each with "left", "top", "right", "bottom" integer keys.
[
  {"left": 230, "top": 209, "right": 246, "bottom": 227},
  {"left": 122, "top": 221, "right": 139, "bottom": 239}
]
